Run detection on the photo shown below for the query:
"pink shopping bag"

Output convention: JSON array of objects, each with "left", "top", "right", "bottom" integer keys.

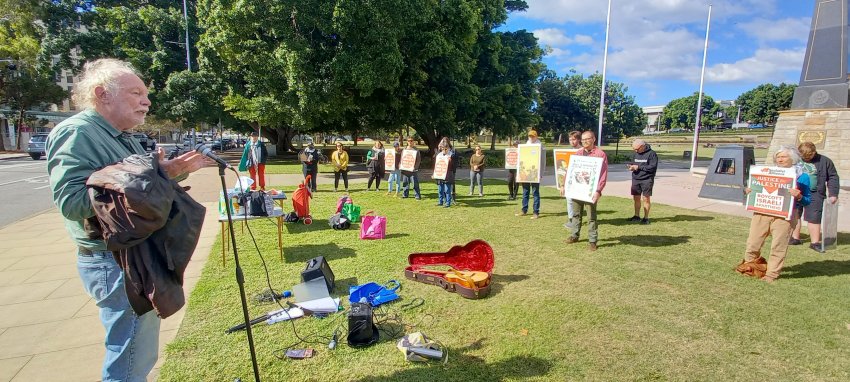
[{"left": 360, "top": 211, "right": 386, "bottom": 240}]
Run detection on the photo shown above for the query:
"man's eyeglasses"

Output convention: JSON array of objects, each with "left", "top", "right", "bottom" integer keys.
[{"left": 581, "top": 138, "right": 594, "bottom": 142}]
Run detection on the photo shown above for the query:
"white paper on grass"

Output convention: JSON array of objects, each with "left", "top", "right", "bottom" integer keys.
[
  {"left": 296, "top": 297, "right": 340, "bottom": 313},
  {"left": 266, "top": 307, "right": 304, "bottom": 324},
  {"left": 292, "top": 277, "right": 330, "bottom": 302}
]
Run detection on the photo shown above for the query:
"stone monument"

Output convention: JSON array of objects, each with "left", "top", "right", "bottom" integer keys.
[{"left": 769, "top": 0, "right": 850, "bottom": 188}]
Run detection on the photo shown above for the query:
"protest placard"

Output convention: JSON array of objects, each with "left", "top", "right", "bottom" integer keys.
[
  {"left": 745, "top": 165, "right": 797, "bottom": 220},
  {"left": 564, "top": 156, "right": 603, "bottom": 203},
  {"left": 399, "top": 149, "right": 418, "bottom": 172}
]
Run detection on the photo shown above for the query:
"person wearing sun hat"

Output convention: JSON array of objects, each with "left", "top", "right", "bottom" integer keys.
[{"left": 516, "top": 129, "right": 544, "bottom": 219}]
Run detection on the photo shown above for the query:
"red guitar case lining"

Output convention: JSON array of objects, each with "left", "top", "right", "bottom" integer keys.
[{"left": 404, "top": 240, "right": 494, "bottom": 299}]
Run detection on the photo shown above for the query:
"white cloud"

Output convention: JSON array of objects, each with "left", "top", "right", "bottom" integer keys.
[
  {"left": 522, "top": 0, "right": 778, "bottom": 25},
  {"left": 546, "top": 47, "right": 571, "bottom": 58},
  {"left": 574, "top": 34, "right": 594, "bottom": 45},
  {"left": 737, "top": 17, "right": 811, "bottom": 43},
  {"left": 705, "top": 47, "right": 805, "bottom": 83},
  {"left": 533, "top": 28, "right": 573, "bottom": 46}
]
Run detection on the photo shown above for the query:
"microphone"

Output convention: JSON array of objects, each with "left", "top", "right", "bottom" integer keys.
[{"left": 195, "top": 143, "right": 232, "bottom": 168}]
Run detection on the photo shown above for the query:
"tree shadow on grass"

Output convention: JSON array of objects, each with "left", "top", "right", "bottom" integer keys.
[
  {"left": 777, "top": 259, "right": 850, "bottom": 279},
  {"left": 284, "top": 220, "right": 331, "bottom": 233},
  {"left": 283, "top": 243, "right": 356, "bottom": 263},
  {"left": 606, "top": 235, "right": 692, "bottom": 247},
  {"left": 334, "top": 277, "right": 359, "bottom": 295},
  {"left": 488, "top": 274, "right": 530, "bottom": 296}
]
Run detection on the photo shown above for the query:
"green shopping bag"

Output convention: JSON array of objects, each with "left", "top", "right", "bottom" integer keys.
[{"left": 342, "top": 203, "right": 362, "bottom": 223}]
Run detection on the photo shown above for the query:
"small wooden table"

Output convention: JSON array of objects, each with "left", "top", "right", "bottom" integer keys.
[{"left": 219, "top": 207, "right": 284, "bottom": 265}]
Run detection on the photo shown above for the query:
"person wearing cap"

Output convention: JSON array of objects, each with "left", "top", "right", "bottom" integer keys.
[
  {"left": 626, "top": 138, "right": 657, "bottom": 225},
  {"left": 516, "top": 130, "right": 544, "bottom": 219},
  {"left": 565, "top": 131, "right": 608, "bottom": 251},
  {"left": 238, "top": 131, "right": 268, "bottom": 190},
  {"left": 299, "top": 141, "right": 319, "bottom": 192},
  {"left": 331, "top": 142, "right": 349, "bottom": 192},
  {"left": 386, "top": 141, "right": 403, "bottom": 196}
]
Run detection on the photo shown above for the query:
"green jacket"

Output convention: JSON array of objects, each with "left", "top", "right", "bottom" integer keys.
[{"left": 46, "top": 109, "right": 147, "bottom": 250}]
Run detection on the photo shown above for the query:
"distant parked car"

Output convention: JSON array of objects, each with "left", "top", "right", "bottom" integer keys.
[
  {"left": 132, "top": 133, "right": 156, "bottom": 151},
  {"left": 211, "top": 140, "right": 224, "bottom": 150},
  {"left": 26, "top": 133, "right": 49, "bottom": 160},
  {"left": 668, "top": 128, "right": 688, "bottom": 133},
  {"left": 748, "top": 123, "right": 765, "bottom": 129}
]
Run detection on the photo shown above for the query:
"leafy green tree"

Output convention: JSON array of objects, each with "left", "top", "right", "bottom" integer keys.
[
  {"left": 660, "top": 92, "right": 722, "bottom": 130},
  {"left": 0, "top": 0, "right": 65, "bottom": 150},
  {"left": 536, "top": 71, "right": 645, "bottom": 141},
  {"left": 736, "top": 83, "right": 795, "bottom": 125}
]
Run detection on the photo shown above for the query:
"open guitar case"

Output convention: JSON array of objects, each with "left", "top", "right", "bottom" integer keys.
[{"left": 404, "top": 240, "right": 494, "bottom": 299}]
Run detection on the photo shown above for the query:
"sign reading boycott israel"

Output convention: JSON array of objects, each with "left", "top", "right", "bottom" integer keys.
[
  {"left": 399, "top": 149, "right": 418, "bottom": 172},
  {"left": 745, "top": 165, "right": 797, "bottom": 220}
]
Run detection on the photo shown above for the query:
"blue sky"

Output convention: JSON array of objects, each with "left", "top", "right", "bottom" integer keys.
[{"left": 504, "top": 0, "right": 814, "bottom": 107}]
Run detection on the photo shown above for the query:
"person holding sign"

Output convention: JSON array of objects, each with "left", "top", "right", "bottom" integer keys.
[
  {"left": 386, "top": 141, "right": 402, "bottom": 196},
  {"left": 434, "top": 143, "right": 458, "bottom": 207},
  {"left": 366, "top": 141, "right": 385, "bottom": 191},
  {"left": 505, "top": 141, "right": 520, "bottom": 200},
  {"left": 400, "top": 137, "right": 422, "bottom": 200},
  {"left": 789, "top": 142, "right": 840, "bottom": 252},
  {"left": 565, "top": 131, "right": 608, "bottom": 251},
  {"left": 515, "top": 130, "right": 545, "bottom": 219},
  {"left": 627, "top": 139, "right": 658, "bottom": 225},
  {"left": 739, "top": 146, "right": 811, "bottom": 283}
]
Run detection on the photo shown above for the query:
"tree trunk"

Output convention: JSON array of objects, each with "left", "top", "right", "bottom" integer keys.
[
  {"left": 352, "top": 129, "right": 359, "bottom": 147},
  {"left": 490, "top": 135, "right": 496, "bottom": 151},
  {"left": 15, "top": 109, "right": 26, "bottom": 150},
  {"left": 0, "top": 120, "right": 6, "bottom": 151},
  {"left": 421, "top": 128, "right": 439, "bottom": 158}
]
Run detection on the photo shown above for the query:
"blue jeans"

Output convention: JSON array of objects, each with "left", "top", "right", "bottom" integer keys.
[
  {"left": 387, "top": 171, "right": 401, "bottom": 192},
  {"left": 438, "top": 182, "right": 453, "bottom": 205},
  {"left": 521, "top": 183, "right": 540, "bottom": 214},
  {"left": 469, "top": 171, "right": 483, "bottom": 195},
  {"left": 402, "top": 173, "right": 420, "bottom": 198},
  {"left": 77, "top": 250, "right": 160, "bottom": 382}
]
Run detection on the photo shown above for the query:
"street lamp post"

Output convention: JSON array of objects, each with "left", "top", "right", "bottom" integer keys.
[{"left": 690, "top": 4, "right": 712, "bottom": 172}]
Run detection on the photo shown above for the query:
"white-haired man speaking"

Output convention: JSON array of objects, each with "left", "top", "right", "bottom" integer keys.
[{"left": 46, "top": 58, "right": 207, "bottom": 381}]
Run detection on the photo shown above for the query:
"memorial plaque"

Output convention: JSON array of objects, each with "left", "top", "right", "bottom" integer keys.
[{"left": 698, "top": 145, "right": 755, "bottom": 203}]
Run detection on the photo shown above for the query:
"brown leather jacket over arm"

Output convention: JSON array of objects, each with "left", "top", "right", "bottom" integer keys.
[{"left": 86, "top": 154, "right": 206, "bottom": 318}]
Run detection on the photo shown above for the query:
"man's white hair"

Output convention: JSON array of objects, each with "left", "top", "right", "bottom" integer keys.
[
  {"left": 72, "top": 58, "right": 141, "bottom": 110},
  {"left": 632, "top": 139, "right": 646, "bottom": 149}
]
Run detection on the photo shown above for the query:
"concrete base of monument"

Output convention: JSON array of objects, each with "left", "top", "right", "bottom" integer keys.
[{"left": 769, "top": 108, "right": 850, "bottom": 188}]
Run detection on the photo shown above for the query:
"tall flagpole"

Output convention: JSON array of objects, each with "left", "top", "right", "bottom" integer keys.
[
  {"left": 182, "top": 0, "right": 192, "bottom": 71},
  {"left": 598, "top": 0, "right": 612, "bottom": 145},
  {"left": 690, "top": 4, "right": 712, "bottom": 172}
]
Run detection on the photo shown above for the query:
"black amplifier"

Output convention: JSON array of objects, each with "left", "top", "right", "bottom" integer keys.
[
  {"left": 347, "top": 302, "right": 378, "bottom": 347},
  {"left": 301, "top": 256, "right": 335, "bottom": 293}
]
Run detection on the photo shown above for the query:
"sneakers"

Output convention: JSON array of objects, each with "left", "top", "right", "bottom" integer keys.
[
  {"left": 334, "top": 188, "right": 338, "bottom": 192},
  {"left": 530, "top": 214, "right": 539, "bottom": 220},
  {"left": 627, "top": 215, "right": 641, "bottom": 222},
  {"left": 788, "top": 238, "right": 802, "bottom": 245},
  {"left": 810, "top": 243, "right": 825, "bottom": 253},
  {"left": 640, "top": 218, "right": 650, "bottom": 225},
  {"left": 436, "top": 203, "right": 443, "bottom": 207},
  {"left": 479, "top": 193, "right": 484, "bottom": 197},
  {"left": 444, "top": 204, "right": 450, "bottom": 208},
  {"left": 588, "top": 242, "right": 597, "bottom": 251},
  {"left": 468, "top": 192, "right": 473, "bottom": 196},
  {"left": 565, "top": 236, "right": 579, "bottom": 244},
  {"left": 760, "top": 276, "right": 775, "bottom": 283},
  {"left": 515, "top": 211, "right": 527, "bottom": 217}
]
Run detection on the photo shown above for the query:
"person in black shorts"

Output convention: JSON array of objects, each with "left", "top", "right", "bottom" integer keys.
[
  {"left": 790, "top": 142, "right": 840, "bottom": 252},
  {"left": 627, "top": 139, "right": 658, "bottom": 225}
]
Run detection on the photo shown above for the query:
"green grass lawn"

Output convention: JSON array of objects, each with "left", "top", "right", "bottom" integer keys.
[{"left": 159, "top": 180, "right": 850, "bottom": 381}]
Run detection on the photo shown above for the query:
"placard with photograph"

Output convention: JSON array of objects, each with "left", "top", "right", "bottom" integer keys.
[
  {"left": 564, "top": 155, "right": 604, "bottom": 203},
  {"left": 745, "top": 165, "right": 797, "bottom": 220},
  {"left": 504, "top": 148, "right": 519, "bottom": 169},
  {"left": 821, "top": 200, "right": 839, "bottom": 250},
  {"left": 384, "top": 150, "right": 397, "bottom": 172},
  {"left": 433, "top": 155, "right": 449, "bottom": 180},
  {"left": 399, "top": 149, "right": 418, "bottom": 172},
  {"left": 553, "top": 149, "right": 579, "bottom": 189},
  {"left": 517, "top": 144, "right": 542, "bottom": 183}
]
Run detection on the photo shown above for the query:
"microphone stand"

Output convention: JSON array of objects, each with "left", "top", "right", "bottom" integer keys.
[{"left": 218, "top": 164, "right": 261, "bottom": 382}]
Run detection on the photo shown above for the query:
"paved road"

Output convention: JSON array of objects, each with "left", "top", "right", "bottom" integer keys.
[{"left": 0, "top": 157, "right": 54, "bottom": 228}]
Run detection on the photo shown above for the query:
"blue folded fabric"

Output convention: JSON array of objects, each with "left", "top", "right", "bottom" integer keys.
[{"left": 349, "top": 280, "right": 400, "bottom": 307}]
